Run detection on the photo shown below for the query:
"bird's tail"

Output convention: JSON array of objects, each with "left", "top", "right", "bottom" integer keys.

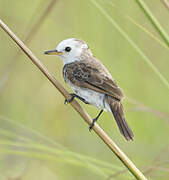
[{"left": 106, "top": 97, "right": 134, "bottom": 141}]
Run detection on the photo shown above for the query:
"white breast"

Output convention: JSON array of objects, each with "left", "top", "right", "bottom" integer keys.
[{"left": 67, "top": 81, "right": 111, "bottom": 111}]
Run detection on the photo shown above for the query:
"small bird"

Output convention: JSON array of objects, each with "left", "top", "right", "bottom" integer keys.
[{"left": 44, "top": 38, "right": 134, "bottom": 141}]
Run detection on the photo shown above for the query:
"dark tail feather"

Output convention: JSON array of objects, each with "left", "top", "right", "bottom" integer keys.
[{"left": 107, "top": 98, "right": 134, "bottom": 141}]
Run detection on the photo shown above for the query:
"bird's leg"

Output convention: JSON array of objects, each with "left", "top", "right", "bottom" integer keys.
[
  {"left": 89, "top": 109, "right": 103, "bottom": 131},
  {"left": 64, "top": 93, "right": 89, "bottom": 104}
]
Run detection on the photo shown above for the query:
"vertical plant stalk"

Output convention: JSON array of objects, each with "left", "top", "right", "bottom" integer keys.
[
  {"left": 135, "top": 0, "right": 169, "bottom": 47},
  {"left": 0, "top": 19, "right": 147, "bottom": 180},
  {"left": 0, "top": 0, "right": 57, "bottom": 92}
]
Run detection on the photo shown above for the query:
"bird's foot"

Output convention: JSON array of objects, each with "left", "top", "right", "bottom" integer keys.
[
  {"left": 89, "top": 118, "right": 97, "bottom": 131},
  {"left": 89, "top": 109, "right": 103, "bottom": 131},
  {"left": 64, "top": 93, "right": 89, "bottom": 104},
  {"left": 64, "top": 93, "right": 75, "bottom": 104}
]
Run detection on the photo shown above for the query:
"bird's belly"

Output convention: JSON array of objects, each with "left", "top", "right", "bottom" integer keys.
[
  {"left": 77, "top": 89, "right": 105, "bottom": 109},
  {"left": 69, "top": 83, "right": 105, "bottom": 109}
]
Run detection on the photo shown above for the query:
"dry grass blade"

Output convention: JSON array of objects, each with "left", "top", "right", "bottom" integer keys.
[
  {"left": 143, "top": 145, "right": 169, "bottom": 176},
  {"left": 23, "top": 0, "right": 57, "bottom": 44},
  {"left": 90, "top": 0, "right": 169, "bottom": 90},
  {"left": 127, "top": 16, "right": 169, "bottom": 51},
  {"left": 0, "top": 116, "right": 121, "bottom": 177},
  {"left": 127, "top": 98, "right": 169, "bottom": 121},
  {"left": 0, "top": 19, "right": 147, "bottom": 180},
  {"left": 135, "top": 0, "right": 169, "bottom": 47},
  {"left": 161, "top": 0, "right": 169, "bottom": 10},
  {"left": 0, "top": 0, "right": 57, "bottom": 92}
]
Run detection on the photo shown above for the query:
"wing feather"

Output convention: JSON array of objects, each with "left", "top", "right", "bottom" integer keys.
[{"left": 64, "top": 61, "right": 124, "bottom": 101}]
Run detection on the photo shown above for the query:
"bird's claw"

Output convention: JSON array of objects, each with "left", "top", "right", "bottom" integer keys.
[
  {"left": 64, "top": 94, "right": 74, "bottom": 104},
  {"left": 89, "top": 118, "right": 97, "bottom": 131}
]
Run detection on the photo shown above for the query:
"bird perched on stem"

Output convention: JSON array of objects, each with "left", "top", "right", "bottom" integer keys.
[{"left": 45, "top": 38, "right": 134, "bottom": 141}]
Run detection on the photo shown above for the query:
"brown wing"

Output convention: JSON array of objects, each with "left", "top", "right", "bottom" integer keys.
[{"left": 64, "top": 62, "right": 124, "bottom": 101}]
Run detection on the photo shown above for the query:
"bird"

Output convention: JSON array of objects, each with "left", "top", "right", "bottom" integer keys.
[{"left": 44, "top": 38, "right": 134, "bottom": 141}]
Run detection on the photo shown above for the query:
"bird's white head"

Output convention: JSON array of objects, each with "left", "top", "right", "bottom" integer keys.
[{"left": 45, "top": 38, "right": 92, "bottom": 65}]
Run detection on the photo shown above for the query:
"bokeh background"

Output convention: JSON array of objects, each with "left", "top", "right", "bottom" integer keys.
[{"left": 0, "top": 0, "right": 169, "bottom": 179}]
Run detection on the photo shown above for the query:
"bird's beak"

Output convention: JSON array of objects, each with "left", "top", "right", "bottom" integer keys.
[{"left": 44, "top": 49, "right": 63, "bottom": 55}]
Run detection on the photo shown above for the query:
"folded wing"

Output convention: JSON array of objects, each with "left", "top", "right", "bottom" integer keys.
[{"left": 63, "top": 61, "right": 124, "bottom": 101}]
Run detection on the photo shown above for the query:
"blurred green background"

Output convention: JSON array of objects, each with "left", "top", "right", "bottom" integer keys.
[{"left": 0, "top": 0, "right": 169, "bottom": 179}]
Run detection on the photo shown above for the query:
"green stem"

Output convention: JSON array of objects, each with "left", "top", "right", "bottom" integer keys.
[
  {"left": 90, "top": 0, "right": 169, "bottom": 90},
  {"left": 135, "top": 0, "right": 169, "bottom": 47}
]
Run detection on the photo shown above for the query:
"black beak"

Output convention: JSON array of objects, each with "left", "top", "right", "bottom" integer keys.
[{"left": 44, "top": 49, "right": 58, "bottom": 55}]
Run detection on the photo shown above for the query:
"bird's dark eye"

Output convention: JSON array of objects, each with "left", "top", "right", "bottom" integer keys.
[{"left": 65, "top": 47, "right": 71, "bottom": 52}]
